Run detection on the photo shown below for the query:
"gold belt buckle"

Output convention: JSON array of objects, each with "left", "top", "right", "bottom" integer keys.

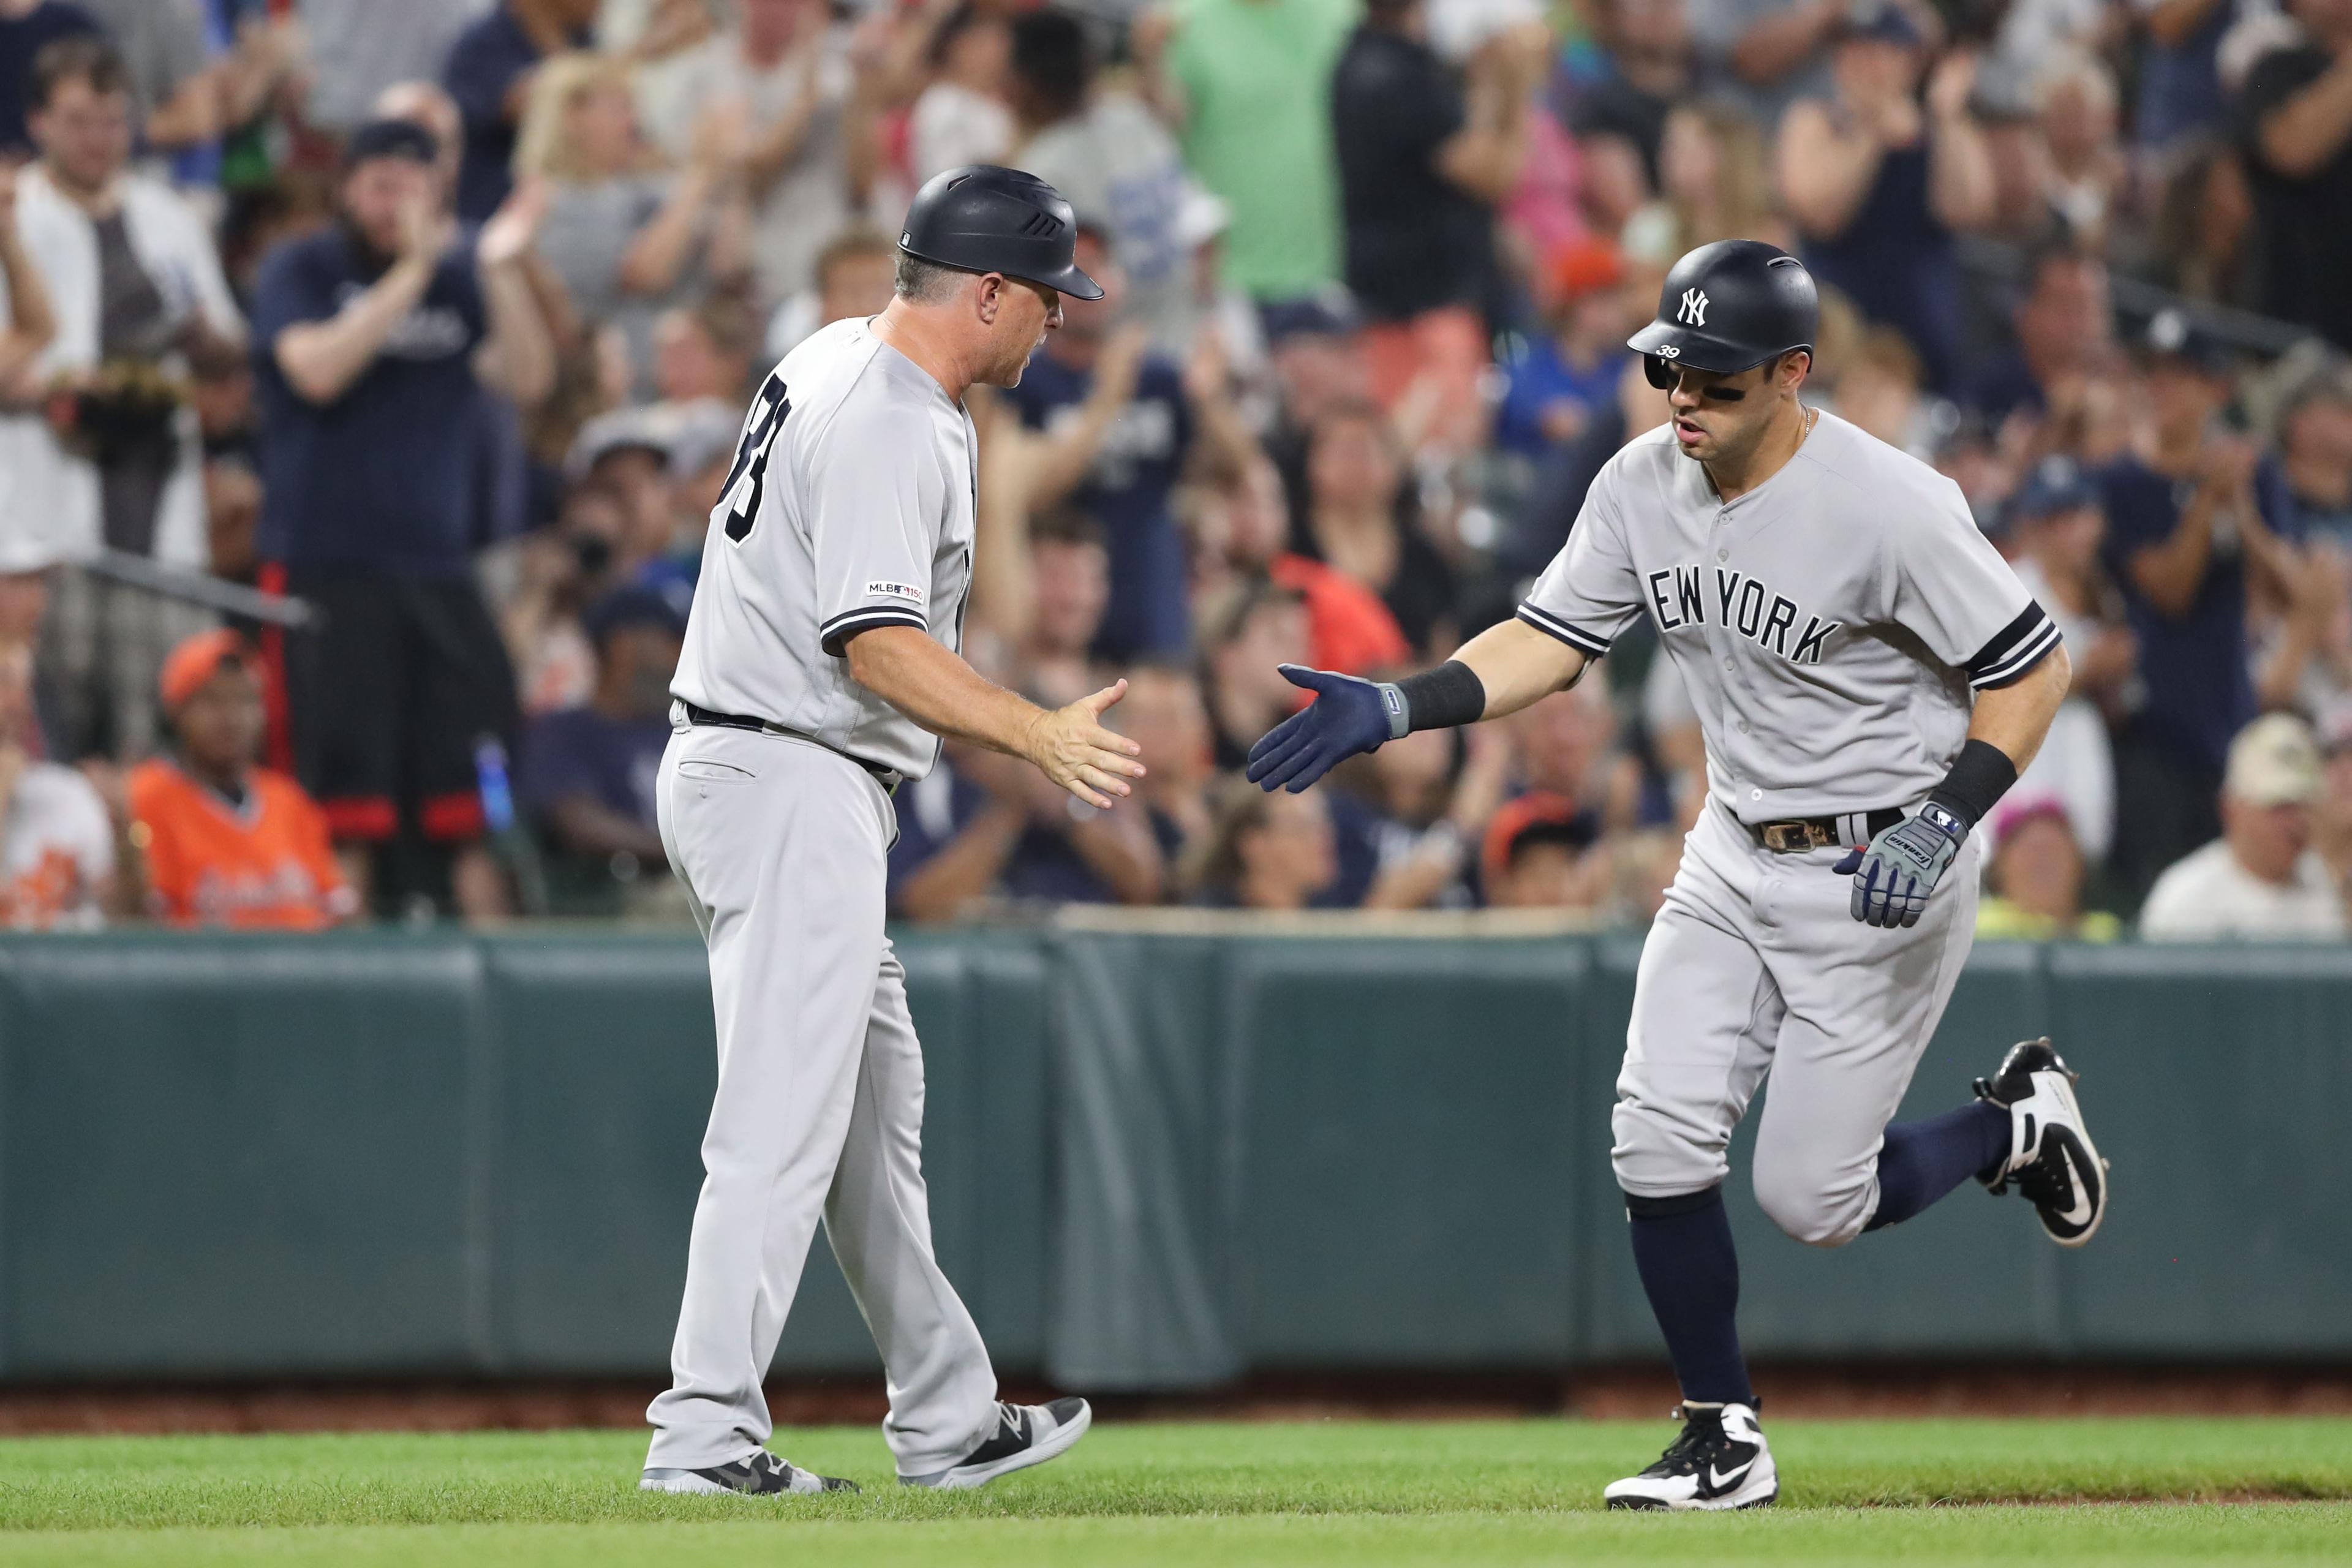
[{"left": 1760, "top": 821, "right": 1822, "bottom": 853}]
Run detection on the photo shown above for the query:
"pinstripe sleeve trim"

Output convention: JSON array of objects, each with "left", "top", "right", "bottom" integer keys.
[
  {"left": 820, "top": 606, "right": 929, "bottom": 657},
  {"left": 1967, "top": 603, "right": 2063, "bottom": 689},
  {"left": 1515, "top": 603, "right": 1612, "bottom": 658}
]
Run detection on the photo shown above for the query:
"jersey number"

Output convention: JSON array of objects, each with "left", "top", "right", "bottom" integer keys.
[{"left": 719, "top": 372, "right": 791, "bottom": 543}]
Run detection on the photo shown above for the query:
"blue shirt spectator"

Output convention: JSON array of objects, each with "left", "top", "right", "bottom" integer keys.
[
  {"left": 443, "top": 0, "right": 590, "bottom": 222},
  {"left": 1005, "top": 347, "right": 1195, "bottom": 663},
  {"left": 2132, "top": 0, "right": 2234, "bottom": 152},
  {"left": 251, "top": 224, "right": 488, "bottom": 573},
  {"left": 0, "top": 0, "right": 99, "bottom": 155}
]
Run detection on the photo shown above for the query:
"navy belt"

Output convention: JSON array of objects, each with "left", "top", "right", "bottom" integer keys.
[
  {"left": 680, "top": 703, "right": 901, "bottom": 793},
  {"left": 1751, "top": 807, "right": 1905, "bottom": 853}
]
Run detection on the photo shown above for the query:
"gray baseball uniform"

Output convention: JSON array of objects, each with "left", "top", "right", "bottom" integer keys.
[
  {"left": 1520, "top": 410, "right": 2059, "bottom": 1245},
  {"left": 647, "top": 317, "right": 998, "bottom": 1474}
]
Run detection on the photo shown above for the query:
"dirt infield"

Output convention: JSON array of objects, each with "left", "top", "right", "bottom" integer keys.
[{"left": 2, "top": 1365, "right": 2349, "bottom": 1435}]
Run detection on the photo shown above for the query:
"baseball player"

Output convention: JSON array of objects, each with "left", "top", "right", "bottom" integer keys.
[
  {"left": 641, "top": 167, "right": 1142, "bottom": 1496},
  {"left": 1246, "top": 241, "right": 2105, "bottom": 1510}
]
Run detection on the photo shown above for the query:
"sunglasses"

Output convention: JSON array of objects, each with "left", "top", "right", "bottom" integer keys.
[{"left": 1643, "top": 356, "right": 1750, "bottom": 399}]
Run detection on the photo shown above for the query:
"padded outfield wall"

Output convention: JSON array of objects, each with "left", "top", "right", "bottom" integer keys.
[{"left": 0, "top": 916, "right": 2342, "bottom": 1385}]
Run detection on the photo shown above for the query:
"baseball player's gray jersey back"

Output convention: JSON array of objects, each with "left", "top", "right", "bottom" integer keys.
[
  {"left": 673, "top": 317, "right": 977, "bottom": 780},
  {"left": 1520, "top": 410, "right": 2059, "bottom": 820}
]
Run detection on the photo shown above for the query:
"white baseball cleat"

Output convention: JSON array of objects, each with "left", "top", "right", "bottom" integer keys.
[
  {"left": 1604, "top": 1400, "right": 1779, "bottom": 1511},
  {"left": 640, "top": 1450, "right": 859, "bottom": 1494},
  {"left": 1975, "top": 1036, "right": 2109, "bottom": 1247},
  {"left": 900, "top": 1398, "right": 1092, "bottom": 1490}
]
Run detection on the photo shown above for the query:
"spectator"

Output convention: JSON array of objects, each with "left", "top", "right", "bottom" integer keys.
[
  {"left": 518, "top": 51, "right": 747, "bottom": 400},
  {"left": 1480, "top": 790, "right": 1606, "bottom": 910},
  {"left": 1200, "top": 573, "right": 1310, "bottom": 767},
  {"left": 639, "top": 0, "right": 864, "bottom": 312},
  {"left": 1975, "top": 794, "right": 2122, "bottom": 939},
  {"left": 1188, "top": 453, "right": 1413, "bottom": 674},
  {"left": 2141, "top": 712, "right": 2348, "bottom": 937},
  {"left": 2030, "top": 49, "right": 2127, "bottom": 249},
  {"left": 300, "top": 0, "right": 494, "bottom": 135},
  {"left": 74, "top": 0, "right": 215, "bottom": 154},
  {"left": 1016, "top": 509, "right": 1112, "bottom": 707},
  {"left": 17, "top": 36, "right": 245, "bottom": 764},
  {"left": 1618, "top": 96, "right": 1788, "bottom": 266},
  {"left": 2132, "top": 0, "right": 2240, "bottom": 154},
  {"left": 2153, "top": 135, "right": 2258, "bottom": 308},
  {"left": 1295, "top": 399, "right": 1460, "bottom": 657},
  {"left": 907, "top": 1, "right": 1011, "bottom": 185},
  {"left": 1570, "top": 0, "right": 1695, "bottom": 187},
  {"left": 1956, "top": 246, "right": 2113, "bottom": 428},
  {"left": 1337, "top": 723, "right": 1512, "bottom": 909},
  {"left": 649, "top": 296, "right": 755, "bottom": 419},
  {"left": 1187, "top": 774, "right": 1340, "bottom": 908},
  {"left": 1118, "top": 658, "right": 1217, "bottom": 868},
  {"left": 1506, "top": 679, "right": 1644, "bottom": 830},
  {"left": 1140, "top": 0, "right": 1355, "bottom": 311},
  {"left": 518, "top": 582, "right": 686, "bottom": 910},
  {"left": 1008, "top": 8, "right": 1194, "bottom": 356},
  {"left": 0, "top": 639, "right": 111, "bottom": 927},
  {"left": 1004, "top": 227, "right": 1253, "bottom": 662},
  {"left": 0, "top": 0, "right": 98, "bottom": 157},
  {"left": 1777, "top": 8, "right": 1996, "bottom": 389},
  {"left": 2236, "top": 0, "right": 2352, "bottom": 351},
  {"left": 1330, "top": 0, "right": 1546, "bottom": 448},
  {"left": 1689, "top": 0, "right": 1838, "bottom": 127},
  {"left": 1494, "top": 236, "right": 1634, "bottom": 456},
  {"left": 126, "top": 628, "right": 354, "bottom": 929},
  {"left": 764, "top": 222, "right": 897, "bottom": 361},
  {"left": 1257, "top": 292, "right": 1370, "bottom": 520},
  {"left": 2275, "top": 360, "right": 2352, "bottom": 545},
  {"left": 1828, "top": 325, "right": 1935, "bottom": 457},
  {"left": 2100, "top": 309, "right": 2304, "bottom": 901},
  {"left": 2004, "top": 456, "right": 2130, "bottom": 864},
  {"left": 251, "top": 117, "right": 552, "bottom": 919},
  {"left": 565, "top": 407, "right": 684, "bottom": 581},
  {"left": 443, "top": 0, "right": 598, "bottom": 222},
  {"left": 504, "top": 480, "right": 620, "bottom": 715},
  {"left": 0, "top": 162, "right": 59, "bottom": 583}
]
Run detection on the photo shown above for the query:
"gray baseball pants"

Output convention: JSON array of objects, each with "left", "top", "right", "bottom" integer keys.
[
  {"left": 645, "top": 724, "right": 998, "bottom": 1474},
  {"left": 1611, "top": 798, "right": 1982, "bottom": 1246}
]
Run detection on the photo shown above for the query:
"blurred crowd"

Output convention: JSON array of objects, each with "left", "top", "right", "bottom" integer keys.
[{"left": 1, "top": 0, "right": 2351, "bottom": 938}]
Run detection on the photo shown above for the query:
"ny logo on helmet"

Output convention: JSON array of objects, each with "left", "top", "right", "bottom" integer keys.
[{"left": 1678, "top": 288, "right": 1709, "bottom": 326}]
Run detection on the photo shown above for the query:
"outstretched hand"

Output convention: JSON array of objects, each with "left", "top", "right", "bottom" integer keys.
[
  {"left": 1244, "top": 664, "right": 1396, "bottom": 793},
  {"left": 1024, "top": 679, "right": 1146, "bottom": 810}
]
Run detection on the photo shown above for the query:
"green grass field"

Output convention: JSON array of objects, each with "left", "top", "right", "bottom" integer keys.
[{"left": 0, "top": 1417, "right": 2345, "bottom": 1566}]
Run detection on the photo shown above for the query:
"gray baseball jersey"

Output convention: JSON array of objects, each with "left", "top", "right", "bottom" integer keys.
[
  {"left": 672, "top": 317, "right": 978, "bottom": 780},
  {"left": 1519, "top": 410, "right": 2060, "bottom": 822}
]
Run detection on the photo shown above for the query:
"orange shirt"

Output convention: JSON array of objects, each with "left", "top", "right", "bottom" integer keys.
[{"left": 128, "top": 761, "right": 355, "bottom": 929}]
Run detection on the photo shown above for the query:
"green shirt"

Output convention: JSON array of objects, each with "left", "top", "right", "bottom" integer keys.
[{"left": 1169, "top": 0, "right": 1357, "bottom": 299}]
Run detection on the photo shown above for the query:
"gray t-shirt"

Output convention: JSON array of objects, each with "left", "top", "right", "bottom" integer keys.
[
  {"left": 1686, "top": 0, "right": 1832, "bottom": 130},
  {"left": 672, "top": 318, "right": 978, "bottom": 780},
  {"left": 77, "top": 0, "right": 208, "bottom": 126},
  {"left": 537, "top": 173, "right": 699, "bottom": 399},
  {"left": 1018, "top": 92, "right": 1196, "bottom": 355},
  {"left": 1520, "top": 410, "right": 2059, "bottom": 821},
  {"left": 295, "top": 0, "right": 491, "bottom": 132}
]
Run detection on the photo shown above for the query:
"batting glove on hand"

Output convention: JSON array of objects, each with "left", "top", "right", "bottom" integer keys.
[
  {"left": 1245, "top": 665, "right": 1400, "bottom": 793},
  {"left": 1833, "top": 804, "right": 1967, "bottom": 928}
]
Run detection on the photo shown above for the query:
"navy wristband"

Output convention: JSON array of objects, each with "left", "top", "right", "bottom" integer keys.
[
  {"left": 1389, "top": 661, "right": 1487, "bottom": 737},
  {"left": 1924, "top": 738, "right": 2018, "bottom": 834}
]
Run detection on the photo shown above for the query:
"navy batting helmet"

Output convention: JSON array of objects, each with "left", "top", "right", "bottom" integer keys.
[
  {"left": 1630, "top": 239, "right": 1817, "bottom": 389},
  {"left": 898, "top": 165, "right": 1104, "bottom": 300}
]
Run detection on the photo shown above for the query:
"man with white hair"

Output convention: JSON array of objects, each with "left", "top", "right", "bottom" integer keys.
[{"left": 2139, "top": 712, "right": 2350, "bottom": 938}]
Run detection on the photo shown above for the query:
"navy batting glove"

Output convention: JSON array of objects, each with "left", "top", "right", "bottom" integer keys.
[
  {"left": 1244, "top": 665, "right": 1400, "bottom": 793},
  {"left": 1833, "top": 805, "right": 1967, "bottom": 929}
]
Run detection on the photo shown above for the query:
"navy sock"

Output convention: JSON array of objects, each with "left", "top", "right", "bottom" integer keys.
[
  {"left": 1865, "top": 1098, "right": 2011, "bottom": 1231},
  {"left": 1626, "top": 1186, "right": 1752, "bottom": 1406}
]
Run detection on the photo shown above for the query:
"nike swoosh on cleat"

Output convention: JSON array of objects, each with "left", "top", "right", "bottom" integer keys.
[
  {"left": 2057, "top": 1155, "right": 2095, "bottom": 1228},
  {"left": 1708, "top": 1460, "right": 1754, "bottom": 1490}
]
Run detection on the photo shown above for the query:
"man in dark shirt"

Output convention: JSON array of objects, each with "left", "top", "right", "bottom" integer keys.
[
  {"left": 2097, "top": 311, "right": 2307, "bottom": 902},
  {"left": 1329, "top": 0, "right": 1546, "bottom": 446},
  {"left": 1566, "top": 0, "right": 1695, "bottom": 188},
  {"left": 0, "top": 0, "right": 97, "bottom": 155},
  {"left": 2236, "top": 0, "right": 2352, "bottom": 350},
  {"left": 519, "top": 582, "right": 685, "bottom": 908},
  {"left": 442, "top": 0, "right": 595, "bottom": 222},
  {"left": 1005, "top": 227, "right": 1253, "bottom": 661},
  {"left": 251, "top": 116, "right": 549, "bottom": 919}
]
